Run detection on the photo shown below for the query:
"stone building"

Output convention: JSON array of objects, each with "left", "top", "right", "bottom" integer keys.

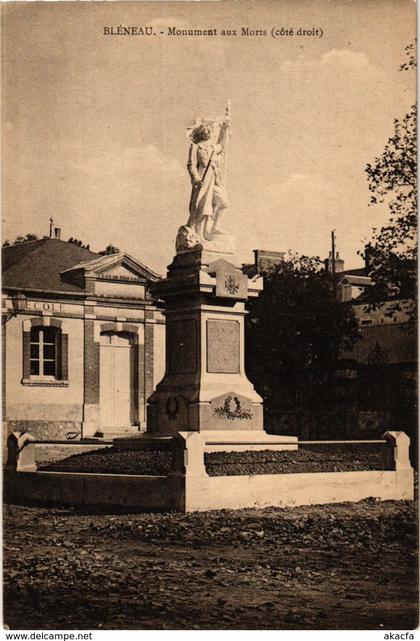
[{"left": 2, "top": 237, "right": 165, "bottom": 440}]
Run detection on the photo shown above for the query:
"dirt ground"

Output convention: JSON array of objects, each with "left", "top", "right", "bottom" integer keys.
[{"left": 3, "top": 499, "right": 418, "bottom": 630}]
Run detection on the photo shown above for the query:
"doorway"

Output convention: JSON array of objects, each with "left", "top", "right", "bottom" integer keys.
[{"left": 99, "top": 331, "right": 136, "bottom": 431}]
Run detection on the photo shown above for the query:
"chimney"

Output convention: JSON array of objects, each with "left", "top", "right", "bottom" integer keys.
[
  {"left": 54, "top": 227, "right": 61, "bottom": 239},
  {"left": 49, "top": 217, "right": 54, "bottom": 238},
  {"left": 364, "top": 244, "right": 373, "bottom": 274},
  {"left": 326, "top": 250, "right": 345, "bottom": 274}
]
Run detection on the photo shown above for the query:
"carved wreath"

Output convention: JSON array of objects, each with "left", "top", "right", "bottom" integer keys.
[{"left": 213, "top": 395, "right": 253, "bottom": 420}]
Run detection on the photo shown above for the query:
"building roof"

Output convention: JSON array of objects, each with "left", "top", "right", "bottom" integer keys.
[
  {"left": 340, "top": 267, "right": 367, "bottom": 278},
  {"left": 2, "top": 237, "right": 162, "bottom": 296},
  {"left": 2, "top": 238, "right": 99, "bottom": 293},
  {"left": 62, "top": 252, "right": 161, "bottom": 281},
  {"left": 339, "top": 275, "right": 372, "bottom": 286}
]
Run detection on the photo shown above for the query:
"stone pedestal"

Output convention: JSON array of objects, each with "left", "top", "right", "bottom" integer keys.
[{"left": 146, "top": 248, "right": 265, "bottom": 436}]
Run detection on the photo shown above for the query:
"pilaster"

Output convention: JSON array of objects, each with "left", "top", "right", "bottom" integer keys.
[{"left": 82, "top": 317, "right": 100, "bottom": 437}]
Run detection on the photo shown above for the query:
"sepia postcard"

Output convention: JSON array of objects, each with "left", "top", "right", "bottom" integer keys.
[{"left": 1, "top": 0, "right": 417, "bottom": 635}]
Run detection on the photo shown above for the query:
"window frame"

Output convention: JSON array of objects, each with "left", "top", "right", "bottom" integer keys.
[
  {"left": 29, "top": 326, "right": 58, "bottom": 378},
  {"left": 22, "top": 320, "right": 69, "bottom": 387}
]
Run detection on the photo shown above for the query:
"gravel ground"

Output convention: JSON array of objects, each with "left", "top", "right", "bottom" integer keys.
[
  {"left": 39, "top": 449, "right": 173, "bottom": 475},
  {"left": 3, "top": 499, "right": 418, "bottom": 630},
  {"left": 39, "top": 444, "right": 386, "bottom": 476},
  {"left": 205, "top": 445, "right": 385, "bottom": 475}
]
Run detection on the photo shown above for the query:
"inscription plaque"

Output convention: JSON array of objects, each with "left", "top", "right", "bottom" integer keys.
[
  {"left": 207, "top": 319, "right": 240, "bottom": 374},
  {"left": 169, "top": 319, "right": 197, "bottom": 374}
]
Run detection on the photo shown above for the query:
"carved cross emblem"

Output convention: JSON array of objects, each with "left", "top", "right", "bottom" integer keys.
[{"left": 225, "top": 275, "right": 240, "bottom": 295}]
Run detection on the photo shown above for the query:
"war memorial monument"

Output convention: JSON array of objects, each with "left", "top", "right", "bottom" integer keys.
[{"left": 144, "top": 103, "right": 297, "bottom": 452}]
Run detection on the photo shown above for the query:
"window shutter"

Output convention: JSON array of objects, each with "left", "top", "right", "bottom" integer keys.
[
  {"left": 22, "top": 331, "right": 31, "bottom": 379},
  {"left": 61, "top": 333, "right": 69, "bottom": 380}
]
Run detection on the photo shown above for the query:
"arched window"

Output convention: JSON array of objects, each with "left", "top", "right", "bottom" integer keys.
[{"left": 23, "top": 321, "right": 68, "bottom": 384}]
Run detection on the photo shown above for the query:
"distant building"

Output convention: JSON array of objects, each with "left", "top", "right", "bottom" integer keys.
[
  {"left": 243, "top": 249, "right": 285, "bottom": 277},
  {"left": 336, "top": 257, "right": 416, "bottom": 441},
  {"left": 337, "top": 270, "right": 372, "bottom": 303},
  {"left": 246, "top": 246, "right": 417, "bottom": 442},
  {"left": 2, "top": 238, "right": 165, "bottom": 440}
]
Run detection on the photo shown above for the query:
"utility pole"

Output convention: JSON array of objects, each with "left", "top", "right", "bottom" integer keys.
[{"left": 331, "top": 229, "right": 336, "bottom": 297}]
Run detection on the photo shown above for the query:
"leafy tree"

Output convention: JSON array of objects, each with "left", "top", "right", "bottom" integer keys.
[
  {"left": 67, "top": 238, "right": 120, "bottom": 254},
  {"left": 3, "top": 233, "right": 38, "bottom": 247},
  {"left": 245, "top": 253, "right": 360, "bottom": 413},
  {"left": 67, "top": 237, "right": 90, "bottom": 250},
  {"left": 363, "top": 44, "right": 416, "bottom": 310},
  {"left": 99, "top": 244, "right": 120, "bottom": 256}
]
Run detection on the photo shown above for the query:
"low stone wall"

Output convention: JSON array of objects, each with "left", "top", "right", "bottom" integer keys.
[
  {"left": 184, "top": 470, "right": 408, "bottom": 511},
  {"left": 4, "top": 470, "right": 177, "bottom": 511},
  {"left": 177, "top": 431, "right": 413, "bottom": 512},
  {"left": 4, "top": 431, "right": 414, "bottom": 513}
]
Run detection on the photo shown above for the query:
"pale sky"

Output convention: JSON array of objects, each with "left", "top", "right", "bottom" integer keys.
[{"left": 2, "top": 0, "right": 416, "bottom": 274}]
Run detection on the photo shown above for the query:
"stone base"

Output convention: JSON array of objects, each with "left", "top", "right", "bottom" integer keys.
[
  {"left": 149, "top": 246, "right": 265, "bottom": 439},
  {"left": 147, "top": 389, "right": 264, "bottom": 436},
  {"left": 95, "top": 425, "right": 141, "bottom": 440},
  {"left": 113, "top": 433, "right": 174, "bottom": 451},
  {"left": 203, "top": 431, "right": 298, "bottom": 452},
  {"left": 175, "top": 226, "right": 236, "bottom": 258},
  {"left": 202, "top": 232, "right": 235, "bottom": 255},
  {"left": 168, "top": 246, "right": 241, "bottom": 272}
]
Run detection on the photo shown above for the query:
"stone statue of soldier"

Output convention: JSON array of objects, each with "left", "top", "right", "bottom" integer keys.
[{"left": 176, "top": 104, "right": 232, "bottom": 253}]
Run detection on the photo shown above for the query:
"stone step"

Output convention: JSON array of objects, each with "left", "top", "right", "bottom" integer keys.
[{"left": 94, "top": 426, "right": 141, "bottom": 440}]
